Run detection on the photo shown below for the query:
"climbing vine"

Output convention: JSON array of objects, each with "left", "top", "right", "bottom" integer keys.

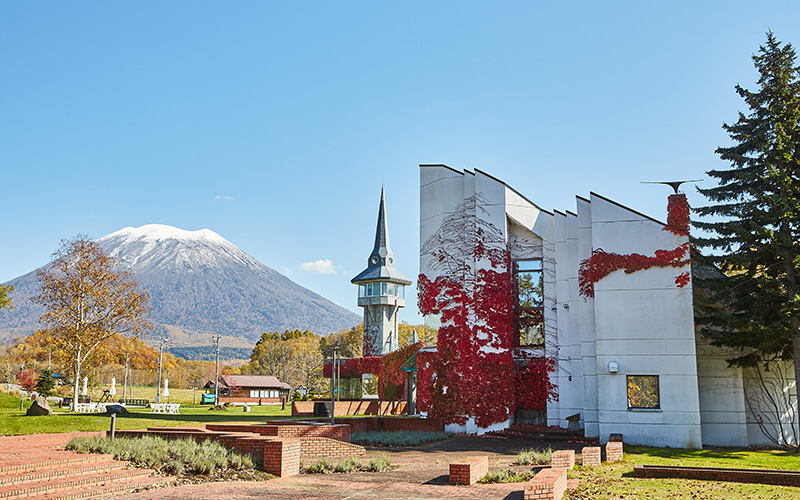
[
  {"left": 515, "top": 358, "right": 556, "bottom": 411},
  {"left": 417, "top": 194, "right": 557, "bottom": 427},
  {"left": 322, "top": 343, "right": 425, "bottom": 402},
  {"left": 578, "top": 194, "right": 692, "bottom": 298}
]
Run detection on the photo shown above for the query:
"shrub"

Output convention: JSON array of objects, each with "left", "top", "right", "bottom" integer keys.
[
  {"left": 334, "top": 456, "right": 362, "bottom": 473},
  {"left": 302, "top": 454, "right": 391, "bottom": 473},
  {"left": 480, "top": 468, "right": 536, "bottom": 484},
  {"left": 516, "top": 447, "right": 553, "bottom": 465},
  {"left": 303, "top": 458, "right": 333, "bottom": 474},
  {"left": 364, "top": 454, "right": 391, "bottom": 472},
  {"left": 351, "top": 431, "right": 452, "bottom": 447},
  {"left": 65, "top": 436, "right": 254, "bottom": 477}
]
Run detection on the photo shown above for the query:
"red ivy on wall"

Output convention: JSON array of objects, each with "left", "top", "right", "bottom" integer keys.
[
  {"left": 578, "top": 194, "right": 692, "bottom": 298},
  {"left": 515, "top": 358, "right": 556, "bottom": 411},
  {"left": 322, "top": 343, "right": 425, "bottom": 402},
  {"left": 665, "top": 194, "right": 690, "bottom": 236},
  {"left": 416, "top": 193, "right": 557, "bottom": 428}
]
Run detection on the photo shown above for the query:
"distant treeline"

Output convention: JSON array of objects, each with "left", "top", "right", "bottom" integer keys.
[{"left": 170, "top": 346, "right": 252, "bottom": 361}]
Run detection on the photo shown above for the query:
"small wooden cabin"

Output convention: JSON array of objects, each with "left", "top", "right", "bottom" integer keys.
[{"left": 205, "top": 375, "right": 291, "bottom": 404}]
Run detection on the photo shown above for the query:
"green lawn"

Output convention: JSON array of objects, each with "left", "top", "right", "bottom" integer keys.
[
  {"left": 0, "top": 390, "right": 294, "bottom": 436},
  {"left": 566, "top": 446, "right": 800, "bottom": 499}
]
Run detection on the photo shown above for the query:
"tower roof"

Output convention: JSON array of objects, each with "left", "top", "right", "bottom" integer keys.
[{"left": 351, "top": 187, "right": 412, "bottom": 285}]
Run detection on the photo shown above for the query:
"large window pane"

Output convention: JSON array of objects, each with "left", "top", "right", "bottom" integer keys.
[
  {"left": 627, "top": 375, "right": 660, "bottom": 409},
  {"left": 515, "top": 260, "right": 544, "bottom": 346}
]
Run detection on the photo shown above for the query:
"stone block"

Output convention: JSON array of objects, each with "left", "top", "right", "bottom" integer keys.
[{"left": 26, "top": 397, "right": 52, "bottom": 416}]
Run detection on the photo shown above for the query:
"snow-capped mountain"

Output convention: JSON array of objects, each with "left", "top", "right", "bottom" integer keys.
[{"left": 0, "top": 224, "right": 359, "bottom": 347}]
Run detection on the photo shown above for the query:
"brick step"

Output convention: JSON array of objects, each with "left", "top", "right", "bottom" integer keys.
[
  {"left": 8, "top": 475, "right": 176, "bottom": 500},
  {"left": 0, "top": 454, "right": 117, "bottom": 476},
  {"left": 0, "top": 460, "right": 127, "bottom": 487},
  {"left": 0, "top": 468, "right": 155, "bottom": 499}
]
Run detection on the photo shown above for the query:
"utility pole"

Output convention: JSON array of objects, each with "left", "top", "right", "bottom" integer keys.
[
  {"left": 330, "top": 346, "right": 339, "bottom": 425},
  {"left": 212, "top": 335, "right": 222, "bottom": 405},
  {"left": 123, "top": 353, "right": 129, "bottom": 403},
  {"left": 155, "top": 338, "right": 171, "bottom": 403}
]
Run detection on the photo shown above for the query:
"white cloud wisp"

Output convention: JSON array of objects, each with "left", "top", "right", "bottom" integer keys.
[{"left": 298, "top": 259, "right": 338, "bottom": 275}]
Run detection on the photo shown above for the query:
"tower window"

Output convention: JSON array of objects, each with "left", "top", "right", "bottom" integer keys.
[{"left": 515, "top": 259, "right": 544, "bottom": 346}]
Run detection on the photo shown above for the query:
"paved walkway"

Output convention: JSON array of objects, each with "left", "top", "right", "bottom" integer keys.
[
  {"left": 0, "top": 432, "right": 572, "bottom": 500},
  {"left": 115, "top": 435, "right": 578, "bottom": 500}
]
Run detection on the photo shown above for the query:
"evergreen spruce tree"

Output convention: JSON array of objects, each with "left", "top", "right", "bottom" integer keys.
[
  {"left": 35, "top": 368, "right": 56, "bottom": 398},
  {"left": 694, "top": 32, "right": 800, "bottom": 392}
]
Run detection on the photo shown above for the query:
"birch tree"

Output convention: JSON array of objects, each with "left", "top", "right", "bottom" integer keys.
[{"left": 33, "top": 235, "right": 151, "bottom": 411}]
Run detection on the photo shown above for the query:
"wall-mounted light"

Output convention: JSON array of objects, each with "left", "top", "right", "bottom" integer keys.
[{"left": 608, "top": 361, "right": 619, "bottom": 374}]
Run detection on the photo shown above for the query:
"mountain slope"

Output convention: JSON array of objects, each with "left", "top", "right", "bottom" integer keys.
[{"left": 0, "top": 224, "right": 359, "bottom": 347}]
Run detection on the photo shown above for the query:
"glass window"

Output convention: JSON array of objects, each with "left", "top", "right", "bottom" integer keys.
[
  {"left": 515, "top": 260, "right": 544, "bottom": 346},
  {"left": 627, "top": 375, "right": 660, "bottom": 409},
  {"left": 250, "top": 390, "right": 258, "bottom": 398},
  {"left": 359, "top": 285, "right": 365, "bottom": 298},
  {"left": 399, "top": 286, "right": 405, "bottom": 298},
  {"left": 367, "top": 283, "right": 373, "bottom": 296}
]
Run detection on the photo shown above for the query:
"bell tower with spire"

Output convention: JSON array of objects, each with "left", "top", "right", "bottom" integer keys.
[{"left": 351, "top": 187, "right": 412, "bottom": 357}]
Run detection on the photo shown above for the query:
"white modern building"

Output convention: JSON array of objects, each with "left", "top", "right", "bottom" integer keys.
[{"left": 419, "top": 164, "right": 797, "bottom": 448}]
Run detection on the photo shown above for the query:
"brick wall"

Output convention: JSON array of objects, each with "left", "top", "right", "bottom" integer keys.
[
  {"left": 551, "top": 450, "right": 575, "bottom": 469},
  {"left": 633, "top": 464, "right": 800, "bottom": 487},
  {"left": 112, "top": 423, "right": 364, "bottom": 477},
  {"left": 206, "top": 423, "right": 350, "bottom": 442},
  {"left": 292, "top": 401, "right": 315, "bottom": 416},
  {"left": 292, "top": 400, "right": 407, "bottom": 416},
  {"left": 524, "top": 467, "right": 567, "bottom": 500},
  {"left": 581, "top": 447, "right": 601, "bottom": 466},
  {"left": 303, "top": 416, "right": 444, "bottom": 434},
  {"left": 448, "top": 456, "right": 488, "bottom": 485},
  {"left": 299, "top": 437, "right": 366, "bottom": 460},
  {"left": 605, "top": 442, "right": 623, "bottom": 463},
  {"left": 263, "top": 439, "right": 301, "bottom": 477}
]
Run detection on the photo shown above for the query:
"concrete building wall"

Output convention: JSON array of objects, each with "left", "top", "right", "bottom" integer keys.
[
  {"left": 589, "top": 194, "right": 701, "bottom": 448},
  {"left": 695, "top": 337, "right": 748, "bottom": 447},
  {"left": 418, "top": 164, "right": 793, "bottom": 448}
]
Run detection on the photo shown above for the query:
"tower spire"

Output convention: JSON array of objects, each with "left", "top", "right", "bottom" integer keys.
[
  {"left": 352, "top": 186, "right": 412, "bottom": 357},
  {"left": 369, "top": 185, "right": 393, "bottom": 267}
]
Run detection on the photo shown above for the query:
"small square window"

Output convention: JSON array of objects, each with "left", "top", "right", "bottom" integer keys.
[{"left": 627, "top": 375, "right": 660, "bottom": 409}]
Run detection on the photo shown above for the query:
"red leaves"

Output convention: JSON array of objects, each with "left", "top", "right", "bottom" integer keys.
[
  {"left": 665, "top": 194, "right": 690, "bottom": 236},
  {"left": 415, "top": 255, "right": 519, "bottom": 426},
  {"left": 515, "top": 358, "right": 557, "bottom": 410},
  {"left": 675, "top": 272, "right": 691, "bottom": 288},
  {"left": 578, "top": 194, "right": 693, "bottom": 298},
  {"left": 578, "top": 243, "right": 691, "bottom": 298}
]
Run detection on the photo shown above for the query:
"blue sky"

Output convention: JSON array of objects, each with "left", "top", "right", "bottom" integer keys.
[{"left": 2, "top": 2, "right": 799, "bottom": 325}]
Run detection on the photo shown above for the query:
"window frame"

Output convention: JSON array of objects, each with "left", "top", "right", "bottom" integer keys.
[
  {"left": 626, "top": 375, "right": 661, "bottom": 410},
  {"left": 514, "top": 259, "right": 545, "bottom": 347}
]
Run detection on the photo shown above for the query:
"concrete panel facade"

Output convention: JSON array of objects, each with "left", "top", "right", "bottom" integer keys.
[{"left": 418, "top": 164, "right": 791, "bottom": 448}]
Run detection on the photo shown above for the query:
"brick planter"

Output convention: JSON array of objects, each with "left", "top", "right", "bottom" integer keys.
[
  {"left": 551, "top": 450, "right": 575, "bottom": 469},
  {"left": 634, "top": 464, "right": 800, "bottom": 487},
  {"left": 525, "top": 467, "right": 567, "bottom": 500},
  {"left": 449, "top": 456, "right": 488, "bottom": 485},
  {"left": 581, "top": 447, "right": 601, "bottom": 466},
  {"left": 605, "top": 441, "right": 623, "bottom": 463}
]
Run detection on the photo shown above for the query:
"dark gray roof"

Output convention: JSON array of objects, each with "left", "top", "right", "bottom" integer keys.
[{"left": 351, "top": 187, "right": 412, "bottom": 285}]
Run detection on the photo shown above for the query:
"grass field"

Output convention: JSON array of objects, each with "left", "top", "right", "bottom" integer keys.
[
  {"left": 0, "top": 389, "right": 293, "bottom": 436},
  {"left": 565, "top": 446, "right": 800, "bottom": 499}
]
